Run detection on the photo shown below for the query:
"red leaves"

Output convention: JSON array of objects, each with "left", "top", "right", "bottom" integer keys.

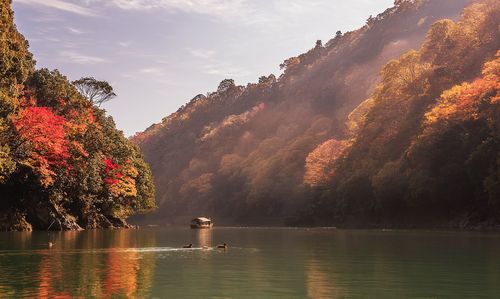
[
  {"left": 10, "top": 95, "right": 135, "bottom": 195},
  {"left": 103, "top": 158, "right": 138, "bottom": 197},
  {"left": 104, "top": 158, "right": 120, "bottom": 173},
  {"left": 13, "top": 107, "right": 67, "bottom": 150},
  {"left": 104, "top": 158, "right": 122, "bottom": 185},
  {"left": 10, "top": 99, "right": 95, "bottom": 186},
  {"left": 104, "top": 177, "right": 120, "bottom": 185},
  {"left": 104, "top": 157, "right": 125, "bottom": 184},
  {"left": 12, "top": 106, "right": 71, "bottom": 186}
]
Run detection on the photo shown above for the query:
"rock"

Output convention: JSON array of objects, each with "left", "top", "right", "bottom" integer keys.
[
  {"left": 28, "top": 201, "right": 82, "bottom": 231},
  {"left": 0, "top": 209, "right": 32, "bottom": 231},
  {"left": 84, "top": 213, "right": 113, "bottom": 229}
]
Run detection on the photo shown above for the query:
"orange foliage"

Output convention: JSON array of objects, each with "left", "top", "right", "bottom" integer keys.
[
  {"left": 304, "top": 139, "right": 350, "bottom": 186},
  {"left": 103, "top": 158, "right": 138, "bottom": 197},
  {"left": 425, "top": 52, "right": 500, "bottom": 126}
]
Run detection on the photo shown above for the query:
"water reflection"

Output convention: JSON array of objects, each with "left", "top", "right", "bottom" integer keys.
[
  {"left": 0, "top": 229, "right": 157, "bottom": 298},
  {"left": 306, "top": 258, "right": 343, "bottom": 299},
  {"left": 1, "top": 228, "right": 500, "bottom": 297},
  {"left": 104, "top": 231, "right": 140, "bottom": 297},
  {"left": 195, "top": 228, "right": 212, "bottom": 247}
]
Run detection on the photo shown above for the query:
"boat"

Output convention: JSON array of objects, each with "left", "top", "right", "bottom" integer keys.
[{"left": 190, "top": 217, "right": 213, "bottom": 229}]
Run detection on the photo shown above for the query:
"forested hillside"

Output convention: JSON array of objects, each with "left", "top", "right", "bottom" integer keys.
[
  {"left": 302, "top": 0, "right": 500, "bottom": 227},
  {"left": 0, "top": 0, "right": 155, "bottom": 231},
  {"left": 133, "top": 0, "right": 498, "bottom": 227}
]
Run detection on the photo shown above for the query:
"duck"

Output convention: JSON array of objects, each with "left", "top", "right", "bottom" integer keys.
[
  {"left": 183, "top": 243, "right": 193, "bottom": 248},
  {"left": 216, "top": 243, "right": 228, "bottom": 249}
]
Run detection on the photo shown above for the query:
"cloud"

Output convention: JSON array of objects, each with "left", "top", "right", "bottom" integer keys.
[
  {"left": 92, "top": 0, "right": 338, "bottom": 29},
  {"left": 121, "top": 67, "right": 176, "bottom": 84},
  {"left": 16, "top": 0, "right": 97, "bottom": 17},
  {"left": 137, "top": 67, "right": 175, "bottom": 83},
  {"left": 68, "top": 27, "right": 85, "bottom": 34},
  {"left": 138, "top": 67, "right": 166, "bottom": 76},
  {"left": 107, "top": 0, "right": 247, "bottom": 15},
  {"left": 60, "top": 51, "right": 110, "bottom": 64},
  {"left": 118, "top": 41, "right": 132, "bottom": 47},
  {"left": 19, "top": 0, "right": 353, "bottom": 30},
  {"left": 87, "top": 0, "right": 265, "bottom": 25},
  {"left": 188, "top": 48, "right": 216, "bottom": 59},
  {"left": 46, "top": 37, "right": 61, "bottom": 43},
  {"left": 202, "top": 63, "right": 251, "bottom": 78}
]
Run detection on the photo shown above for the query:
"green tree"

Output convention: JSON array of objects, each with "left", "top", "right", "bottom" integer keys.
[{"left": 72, "top": 77, "right": 117, "bottom": 106}]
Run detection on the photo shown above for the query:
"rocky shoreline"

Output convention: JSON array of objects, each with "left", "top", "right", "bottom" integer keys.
[{"left": 0, "top": 206, "right": 137, "bottom": 231}]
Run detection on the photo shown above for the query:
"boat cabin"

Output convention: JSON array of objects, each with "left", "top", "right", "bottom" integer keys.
[{"left": 190, "top": 217, "right": 213, "bottom": 229}]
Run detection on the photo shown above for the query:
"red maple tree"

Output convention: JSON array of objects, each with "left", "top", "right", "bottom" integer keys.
[{"left": 12, "top": 106, "right": 71, "bottom": 186}]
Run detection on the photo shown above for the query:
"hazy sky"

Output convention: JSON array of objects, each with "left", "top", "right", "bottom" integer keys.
[{"left": 12, "top": 0, "right": 393, "bottom": 136}]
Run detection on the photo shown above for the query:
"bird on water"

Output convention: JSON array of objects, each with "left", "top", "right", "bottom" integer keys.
[{"left": 217, "top": 243, "right": 228, "bottom": 249}]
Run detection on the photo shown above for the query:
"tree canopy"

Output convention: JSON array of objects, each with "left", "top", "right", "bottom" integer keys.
[
  {"left": 0, "top": 1, "right": 155, "bottom": 231},
  {"left": 132, "top": 0, "right": 481, "bottom": 227},
  {"left": 72, "top": 77, "right": 117, "bottom": 106}
]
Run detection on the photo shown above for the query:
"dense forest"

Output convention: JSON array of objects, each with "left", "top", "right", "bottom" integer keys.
[
  {"left": 0, "top": 0, "right": 155, "bottom": 231},
  {"left": 133, "top": 0, "right": 500, "bottom": 228}
]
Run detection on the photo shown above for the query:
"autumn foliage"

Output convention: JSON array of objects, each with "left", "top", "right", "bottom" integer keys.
[
  {"left": 304, "top": 139, "right": 350, "bottom": 187},
  {"left": 0, "top": 1, "right": 155, "bottom": 230},
  {"left": 104, "top": 158, "right": 139, "bottom": 198},
  {"left": 322, "top": 0, "right": 500, "bottom": 227},
  {"left": 12, "top": 106, "right": 70, "bottom": 186},
  {"left": 424, "top": 52, "right": 500, "bottom": 126},
  {"left": 133, "top": 0, "right": 498, "bottom": 227}
]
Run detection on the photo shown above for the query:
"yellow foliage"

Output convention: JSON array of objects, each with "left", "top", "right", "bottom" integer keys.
[
  {"left": 378, "top": 51, "right": 432, "bottom": 98},
  {"left": 304, "top": 139, "right": 350, "bottom": 186},
  {"left": 483, "top": 50, "right": 500, "bottom": 81},
  {"left": 346, "top": 98, "right": 375, "bottom": 137},
  {"left": 108, "top": 164, "right": 139, "bottom": 198}
]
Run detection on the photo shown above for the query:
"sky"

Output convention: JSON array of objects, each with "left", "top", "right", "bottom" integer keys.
[{"left": 12, "top": 0, "right": 393, "bottom": 136}]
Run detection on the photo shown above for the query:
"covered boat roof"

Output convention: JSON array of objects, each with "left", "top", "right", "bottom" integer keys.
[{"left": 192, "top": 217, "right": 211, "bottom": 222}]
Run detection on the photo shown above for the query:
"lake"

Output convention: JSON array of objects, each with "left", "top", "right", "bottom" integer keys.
[{"left": 0, "top": 227, "right": 499, "bottom": 298}]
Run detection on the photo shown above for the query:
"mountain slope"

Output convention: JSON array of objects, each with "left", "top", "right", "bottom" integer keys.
[
  {"left": 294, "top": 0, "right": 500, "bottom": 227},
  {"left": 133, "top": 0, "right": 477, "bottom": 226}
]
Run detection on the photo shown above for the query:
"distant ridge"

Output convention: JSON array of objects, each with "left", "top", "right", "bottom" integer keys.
[{"left": 132, "top": 0, "right": 500, "bottom": 228}]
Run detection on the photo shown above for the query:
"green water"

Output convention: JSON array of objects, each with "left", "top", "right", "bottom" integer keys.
[{"left": 0, "top": 228, "right": 499, "bottom": 298}]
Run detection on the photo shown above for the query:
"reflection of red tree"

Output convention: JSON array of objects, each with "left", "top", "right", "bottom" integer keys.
[
  {"left": 37, "top": 254, "right": 72, "bottom": 299},
  {"left": 104, "top": 242, "right": 139, "bottom": 297}
]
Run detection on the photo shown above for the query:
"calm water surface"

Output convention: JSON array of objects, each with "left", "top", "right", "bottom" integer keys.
[{"left": 0, "top": 227, "right": 499, "bottom": 298}]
